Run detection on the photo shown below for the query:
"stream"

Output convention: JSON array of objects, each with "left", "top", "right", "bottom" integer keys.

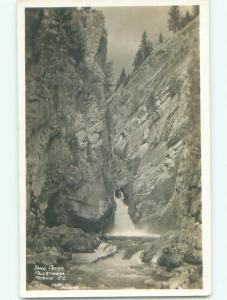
[
  {"left": 63, "top": 236, "right": 158, "bottom": 290},
  {"left": 27, "top": 194, "right": 201, "bottom": 290},
  {"left": 60, "top": 193, "right": 159, "bottom": 289}
]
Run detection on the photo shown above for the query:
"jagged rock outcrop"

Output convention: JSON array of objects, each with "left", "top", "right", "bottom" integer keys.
[
  {"left": 107, "top": 19, "right": 201, "bottom": 237},
  {"left": 26, "top": 8, "right": 114, "bottom": 234}
]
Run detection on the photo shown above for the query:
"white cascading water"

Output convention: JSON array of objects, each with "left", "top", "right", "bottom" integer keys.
[{"left": 111, "top": 191, "right": 158, "bottom": 237}]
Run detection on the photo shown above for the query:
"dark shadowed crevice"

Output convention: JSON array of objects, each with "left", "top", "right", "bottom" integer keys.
[{"left": 44, "top": 193, "right": 60, "bottom": 227}]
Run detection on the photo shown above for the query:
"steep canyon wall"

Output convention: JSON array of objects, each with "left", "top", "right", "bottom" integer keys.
[
  {"left": 26, "top": 9, "right": 201, "bottom": 250},
  {"left": 26, "top": 8, "right": 114, "bottom": 235},
  {"left": 107, "top": 19, "right": 201, "bottom": 239}
]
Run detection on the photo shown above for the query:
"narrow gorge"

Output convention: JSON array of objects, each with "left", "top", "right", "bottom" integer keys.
[{"left": 26, "top": 7, "right": 202, "bottom": 290}]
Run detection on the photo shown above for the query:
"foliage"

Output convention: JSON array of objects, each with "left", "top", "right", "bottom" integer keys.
[
  {"left": 133, "top": 48, "right": 143, "bottom": 70},
  {"left": 168, "top": 6, "right": 199, "bottom": 34},
  {"left": 116, "top": 68, "right": 127, "bottom": 90},
  {"left": 181, "top": 10, "right": 193, "bottom": 29},
  {"left": 146, "top": 92, "right": 157, "bottom": 111},
  {"left": 168, "top": 6, "right": 181, "bottom": 33},
  {"left": 26, "top": 8, "right": 86, "bottom": 66},
  {"left": 193, "top": 6, "right": 200, "bottom": 17},
  {"left": 167, "top": 74, "right": 183, "bottom": 99},
  {"left": 104, "top": 61, "right": 114, "bottom": 96},
  {"left": 133, "top": 31, "right": 153, "bottom": 70},
  {"left": 45, "top": 129, "right": 61, "bottom": 152},
  {"left": 141, "top": 31, "right": 153, "bottom": 58},
  {"left": 186, "top": 54, "right": 200, "bottom": 135},
  {"left": 53, "top": 8, "right": 85, "bottom": 64}
]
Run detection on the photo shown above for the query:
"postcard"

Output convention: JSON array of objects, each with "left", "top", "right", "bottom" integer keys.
[{"left": 18, "top": 0, "right": 211, "bottom": 297}]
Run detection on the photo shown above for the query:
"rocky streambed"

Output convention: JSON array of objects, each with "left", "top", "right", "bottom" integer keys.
[{"left": 27, "top": 233, "right": 202, "bottom": 290}]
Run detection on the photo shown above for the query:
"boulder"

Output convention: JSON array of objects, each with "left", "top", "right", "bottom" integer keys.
[{"left": 72, "top": 242, "right": 117, "bottom": 264}]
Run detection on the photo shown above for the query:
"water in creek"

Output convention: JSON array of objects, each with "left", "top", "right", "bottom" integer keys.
[
  {"left": 64, "top": 237, "right": 157, "bottom": 290},
  {"left": 111, "top": 192, "right": 135, "bottom": 235},
  {"left": 28, "top": 192, "right": 161, "bottom": 291},
  {"left": 110, "top": 191, "right": 156, "bottom": 237},
  {"left": 65, "top": 192, "right": 159, "bottom": 289},
  {"left": 64, "top": 192, "right": 160, "bottom": 289}
]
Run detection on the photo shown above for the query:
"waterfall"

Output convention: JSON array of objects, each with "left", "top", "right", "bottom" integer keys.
[
  {"left": 111, "top": 191, "right": 157, "bottom": 237},
  {"left": 111, "top": 191, "right": 135, "bottom": 235}
]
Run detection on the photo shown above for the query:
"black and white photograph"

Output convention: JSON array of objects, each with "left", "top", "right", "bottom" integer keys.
[{"left": 18, "top": 0, "right": 210, "bottom": 297}]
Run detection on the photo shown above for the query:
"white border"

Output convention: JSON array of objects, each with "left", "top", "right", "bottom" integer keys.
[{"left": 18, "top": 0, "right": 211, "bottom": 298}]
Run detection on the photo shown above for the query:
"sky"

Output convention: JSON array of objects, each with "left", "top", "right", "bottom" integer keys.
[{"left": 99, "top": 6, "right": 192, "bottom": 79}]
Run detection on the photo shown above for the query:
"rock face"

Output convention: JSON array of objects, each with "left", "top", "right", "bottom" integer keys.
[
  {"left": 107, "top": 19, "right": 201, "bottom": 237},
  {"left": 25, "top": 11, "right": 202, "bottom": 289},
  {"left": 26, "top": 8, "right": 114, "bottom": 233},
  {"left": 26, "top": 8, "right": 201, "bottom": 256}
]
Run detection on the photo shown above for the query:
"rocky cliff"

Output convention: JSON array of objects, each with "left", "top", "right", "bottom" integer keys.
[
  {"left": 26, "top": 9, "right": 201, "bottom": 252},
  {"left": 25, "top": 9, "right": 202, "bottom": 289},
  {"left": 26, "top": 8, "right": 114, "bottom": 235},
  {"left": 107, "top": 18, "right": 201, "bottom": 238}
]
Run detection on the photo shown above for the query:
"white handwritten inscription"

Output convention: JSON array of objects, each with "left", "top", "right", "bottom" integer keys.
[{"left": 33, "top": 265, "right": 67, "bottom": 284}]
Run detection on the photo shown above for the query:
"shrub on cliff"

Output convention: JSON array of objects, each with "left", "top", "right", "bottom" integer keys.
[
  {"left": 146, "top": 92, "right": 157, "bottom": 112},
  {"left": 167, "top": 74, "right": 183, "bottom": 99}
]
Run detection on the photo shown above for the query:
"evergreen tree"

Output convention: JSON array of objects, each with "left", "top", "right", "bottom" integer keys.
[
  {"left": 193, "top": 6, "right": 200, "bottom": 17},
  {"left": 159, "top": 32, "right": 164, "bottom": 44},
  {"left": 133, "top": 48, "right": 143, "bottom": 70},
  {"left": 141, "top": 31, "right": 153, "bottom": 59},
  {"left": 181, "top": 10, "right": 193, "bottom": 28},
  {"left": 168, "top": 6, "right": 181, "bottom": 33},
  {"left": 133, "top": 31, "right": 153, "bottom": 71},
  {"left": 116, "top": 68, "right": 127, "bottom": 90},
  {"left": 53, "top": 9, "right": 85, "bottom": 64},
  {"left": 185, "top": 10, "right": 193, "bottom": 22},
  {"left": 54, "top": 8, "right": 73, "bottom": 24}
]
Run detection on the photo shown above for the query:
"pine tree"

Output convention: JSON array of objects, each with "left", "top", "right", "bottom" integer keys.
[
  {"left": 168, "top": 6, "right": 181, "bottom": 33},
  {"left": 53, "top": 9, "right": 85, "bottom": 64},
  {"left": 193, "top": 6, "right": 200, "bottom": 17},
  {"left": 133, "top": 48, "right": 143, "bottom": 70},
  {"left": 54, "top": 8, "right": 73, "bottom": 24},
  {"left": 133, "top": 31, "right": 153, "bottom": 71},
  {"left": 141, "top": 31, "right": 153, "bottom": 59},
  {"left": 181, "top": 10, "right": 193, "bottom": 28},
  {"left": 116, "top": 68, "right": 127, "bottom": 90},
  {"left": 159, "top": 32, "right": 164, "bottom": 44}
]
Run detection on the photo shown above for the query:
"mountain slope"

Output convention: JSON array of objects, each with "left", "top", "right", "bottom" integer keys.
[{"left": 107, "top": 18, "right": 201, "bottom": 238}]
